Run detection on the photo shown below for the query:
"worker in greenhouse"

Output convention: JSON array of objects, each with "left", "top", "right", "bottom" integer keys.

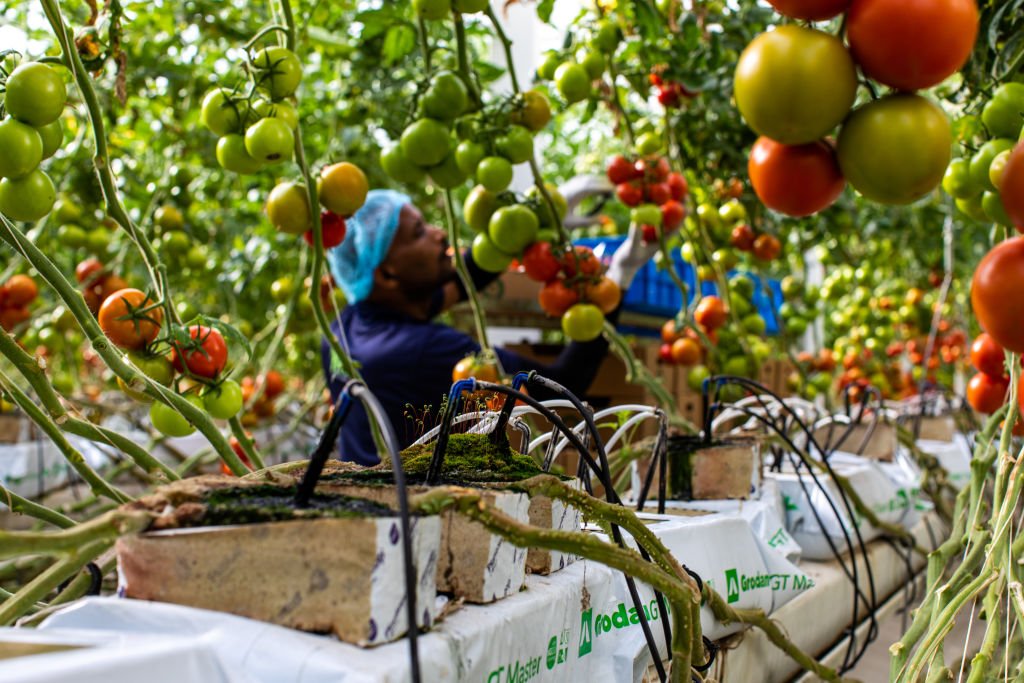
[{"left": 322, "top": 188, "right": 655, "bottom": 465}]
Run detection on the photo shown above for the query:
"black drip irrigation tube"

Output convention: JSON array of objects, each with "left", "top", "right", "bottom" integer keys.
[
  {"left": 296, "top": 380, "right": 423, "bottom": 683},
  {"left": 423, "top": 371, "right": 711, "bottom": 683},
  {"left": 681, "top": 375, "right": 882, "bottom": 673}
]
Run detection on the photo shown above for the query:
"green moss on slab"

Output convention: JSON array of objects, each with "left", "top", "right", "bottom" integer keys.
[{"left": 195, "top": 485, "right": 399, "bottom": 527}]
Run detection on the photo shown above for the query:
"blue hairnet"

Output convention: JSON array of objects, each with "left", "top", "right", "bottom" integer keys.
[{"left": 327, "top": 189, "right": 410, "bottom": 304}]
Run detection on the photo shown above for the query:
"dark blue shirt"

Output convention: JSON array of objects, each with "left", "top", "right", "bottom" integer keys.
[{"left": 321, "top": 302, "right": 524, "bottom": 465}]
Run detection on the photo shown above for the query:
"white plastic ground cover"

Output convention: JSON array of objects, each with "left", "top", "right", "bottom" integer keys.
[
  {"left": 633, "top": 477, "right": 803, "bottom": 564},
  {"left": 768, "top": 452, "right": 920, "bottom": 560},
  {"left": 24, "top": 512, "right": 808, "bottom": 682},
  {"left": 914, "top": 433, "right": 972, "bottom": 489},
  {"left": 0, "top": 437, "right": 112, "bottom": 499},
  {"left": 0, "top": 626, "right": 230, "bottom": 682}
]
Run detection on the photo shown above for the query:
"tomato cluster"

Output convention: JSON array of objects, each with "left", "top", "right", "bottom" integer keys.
[
  {"left": 966, "top": 333, "right": 1010, "bottom": 415},
  {"left": 239, "top": 370, "right": 286, "bottom": 425},
  {"left": 648, "top": 73, "right": 695, "bottom": 110},
  {"left": 0, "top": 62, "right": 68, "bottom": 223},
  {"left": 536, "top": 20, "right": 619, "bottom": 106},
  {"left": 606, "top": 153, "right": 688, "bottom": 244},
  {"left": 0, "top": 275, "right": 39, "bottom": 333},
  {"left": 738, "top": 0, "right": 976, "bottom": 213}
]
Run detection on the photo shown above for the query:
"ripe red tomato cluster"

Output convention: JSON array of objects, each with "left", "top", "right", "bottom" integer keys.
[
  {"left": 0, "top": 274, "right": 39, "bottom": 332},
  {"left": 648, "top": 73, "right": 695, "bottom": 109},
  {"left": 966, "top": 332, "right": 1010, "bottom": 415},
  {"left": 606, "top": 154, "right": 688, "bottom": 243},
  {"left": 658, "top": 319, "right": 707, "bottom": 366},
  {"left": 239, "top": 370, "right": 286, "bottom": 423}
]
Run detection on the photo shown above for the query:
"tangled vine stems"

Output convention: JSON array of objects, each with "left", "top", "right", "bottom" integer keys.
[
  {"left": 890, "top": 365, "right": 1024, "bottom": 682},
  {"left": 413, "top": 474, "right": 850, "bottom": 682}
]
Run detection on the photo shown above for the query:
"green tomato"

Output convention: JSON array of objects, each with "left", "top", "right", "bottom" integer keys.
[
  {"left": 718, "top": 199, "right": 747, "bottom": 225},
  {"left": 380, "top": 143, "right": 426, "bottom": 184},
  {"left": 680, "top": 242, "right": 697, "bottom": 263},
  {"left": 989, "top": 149, "right": 1012, "bottom": 189},
  {"left": 59, "top": 224, "right": 88, "bottom": 248},
  {"left": 216, "top": 134, "right": 264, "bottom": 174},
  {"left": 150, "top": 394, "right": 204, "bottom": 437},
  {"left": 804, "top": 285, "right": 820, "bottom": 305},
  {"left": 723, "top": 355, "right": 753, "bottom": 378},
  {"left": 0, "top": 118, "right": 43, "bottom": 179},
  {"left": 471, "top": 232, "right": 514, "bottom": 273},
  {"left": 271, "top": 277, "right": 295, "bottom": 303},
  {"left": 579, "top": 51, "right": 605, "bottom": 80},
  {"left": 712, "top": 248, "right": 739, "bottom": 270},
  {"left": 730, "top": 293, "right": 753, "bottom": 316},
  {"left": 4, "top": 62, "right": 66, "bottom": 127},
  {"left": 400, "top": 118, "right": 451, "bottom": 167},
  {"left": 631, "top": 204, "right": 662, "bottom": 227},
  {"left": 496, "top": 125, "right": 534, "bottom": 164},
  {"left": 454, "top": 140, "right": 486, "bottom": 176},
  {"left": 687, "top": 364, "right": 711, "bottom": 393},
  {"left": 635, "top": 131, "right": 663, "bottom": 156},
  {"left": 0, "top": 168, "right": 56, "bottom": 222},
  {"left": 554, "top": 63, "right": 591, "bottom": 104},
  {"left": 186, "top": 244, "right": 208, "bottom": 269},
  {"left": 244, "top": 118, "right": 294, "bottom": 164},
  {"left": 488, "top": 204, "right": 539, "bottom": 254},
  {"left": 175, "top": 300, "right": 198, "bottom": 323},
  {"left": 251, "top": 46, "right": 303, "bottom": 100},
  {"left": 464, "top": 185, "right": 501, "bottom": 233},
  {"left": 731, "top": 274, "right": 755, "bottom": 299},
  {"left": 427, "top": 154, "right": 468, "bottom": 189},
  {"left": 941, "top": 157, "right": 980, "bottom": 199},
  {"left": 779, "top": 275, "right": 802, "bottom": 298},
  {"left": 201, "top": 88, "right": 248, "bottom": 136},
  {"left": 955, "top": 194, "right": 988, "bottom": 221},
  {"left": 252, "top": 99, "right": 299, "bottom": 130},
  {"left": 476, "top": 156, "right": 514, "bottom": 192},
  {"left": 561, "top": 303, "right": 605, "bottom": 342},
  {"left": 593, "top": 21, "right": 620, "bottom": 54},
  {"left": 422, "top": 71, "right": 469, "bottom": 120},
  {"left": 696, "top": 202, "right": 721, "bottom": 231},
  {"left": 982, "top": 190, "right": 1012, "bottom": 226},
  {"left": 525, "top": 183, "right": 568, "bottom": 227},
  {"left": 537, "top": 51, "right": 561, "bottom": 81},
  {"left": 734, "top": 26, "right": 856, "bottom": 145},
  {"left": 454, "top": 0, "right": 489, "bottom": 12},
  {"left": 36, "top": 119, "right": 63, "bottom": 160},
  {"left": 162, "top": 230, "right": 191, "bottom": 256},
  {"left": 981, "top": 83, "right": 1024, "bottom": 139},
  {"left": 86, "top": 227, "right": 111, "bottom": 254},
  {"left": 413, "top": 0, "right": 451, "bottom": 20},
  {"left": 787, "top": 317, "right": 808, "bottom": 336},
  {"left": 203, "top": 379, "right": 244, "bottom": 420},
  {"left": 969, "top": 138, "right": 1015, "bottom": 192}
]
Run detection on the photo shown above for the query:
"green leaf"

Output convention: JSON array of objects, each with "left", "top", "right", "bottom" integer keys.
[
  {"left": 536, "top": 0, "right": 556, "bottom": 24},
  {"left": 382, "top": 24, "right": 416, "bottom": 64}
]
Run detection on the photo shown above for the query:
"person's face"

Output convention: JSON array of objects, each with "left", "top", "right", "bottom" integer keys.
[{"left": 376, "top": 204, "right": 456, "bottom": 297}]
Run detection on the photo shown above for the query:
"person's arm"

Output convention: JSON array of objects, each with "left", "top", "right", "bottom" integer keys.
[
  {"left": 495, "top": 307, "right": 622, "bottom": 400},
  {"left": 438, "top": 250, "right": 503, "bottom": 313}
]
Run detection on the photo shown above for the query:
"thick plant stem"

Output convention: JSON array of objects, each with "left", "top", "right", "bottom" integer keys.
[
  {"left": 0, "top": 327, "right": 177, "bottom": 479},
  {"left": 0, "top": 509, "right": 150, "bottom": 560},
  {"left": 0, "top": 540, "right": 109, "bottom": 626},
  {"left": 0, "top": 215, "right": 248, "bottom": 475},
  {"left": 0, "top": 369, "right": 129, "bottom": 504},
  {"left": 485, "top": 7, "right": 519, "bottom": 93},
  {"left": 441, "top": 189, "right": 491, "bottom": 353},
  {"left": 0, "top": 485, "right": 75, "bottom": 529}
]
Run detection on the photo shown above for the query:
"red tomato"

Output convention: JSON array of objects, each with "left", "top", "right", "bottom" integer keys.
[
  {"left": 561, "top": 246, "right": 601, "bottom": 278},
  {"left": 172, "top": 325, "right": 228, "bottom": 378},
  {"left": 1000, "top": 143, "right": 1024, "bottom": 231},
  {"left": 616, "top": 182, "right": 644, "bottom": 207},
  {"left": 970, "top": 333, "right": 1006, "bottom": 378},
  {"left": 967, "top": 372, "right": 1008, "bottom": 415},
  {"left": 1, "top": 275, "right": 38, "bottom": 307},
  {"left": 846, "top": 0, "right": 979, "bottom": 91},
  {"left": 695, "top": 296, "right": 728, "bottom": 331},
  {"left": 260, "top": 369, "right": 286, "bottom": 399},
  {"left": 767, "top": 0, "right": 849, "bottom": 20},
  {"left": 650, "top": 157, "right": 671, "bottom": 181},
  {"left": 76, "top": 258, "right": 105, "bottom": 284},
  {"left": 752, "top": 234, "right": 782, "bottom": 261},
  {"left": 661, "top": 319, "right": 682, "bottom": 344},
  {"left": 670, "top": 337, "right": 702, "bottom": 366},
  {"left": 538, "top": 280, "right": 579, "bottom": 317},
  {"left": 667, "top": 172, "right": 688, "bottom": 201},
  {"left": 729, "top": 224, "right": 755, "bottom": 251},
  {"left": 659, "top": 343, "right": 674, "bottom": 363},
  {"left": 0, "top": 306, "right": 30, "bottom": 332},
  {"left": 641, "top": 225, "right": 658, "bottom": 243},
  {"left": 972, "top": 237, "right": 1024, "bottom": 354},
  {"left": 661, "top": 200, "right": 685, "bottom": 231},
  {"left": 748, "top": 136, "right": 845, "bottom": 217},
  {"left": 607, "top": 155, "right": 639, "bottom": 184},
  {"left": 522, "top": 241, "right": 562, "bottom": 282},
  {"left": 304, "top": 211, "right": 347, "bottom": 249},
  {"left": 657, "top": 84, "right": 681, "bottom": 108},
  {"left": 645, "top": 182, "right": 671, "bottom": 205}
]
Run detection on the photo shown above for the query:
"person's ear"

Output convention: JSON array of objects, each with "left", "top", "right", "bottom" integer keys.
[{"left": 373, "top": 263, "right": 400, "bottom": 290}]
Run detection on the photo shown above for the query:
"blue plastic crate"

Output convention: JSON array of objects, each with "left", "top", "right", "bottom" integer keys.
[{"left": 573, "top": 236, "right": 784, "bottom": 335}]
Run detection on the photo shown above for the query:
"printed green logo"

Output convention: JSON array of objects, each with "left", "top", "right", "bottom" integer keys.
[
  {"left": 546, "top": 637, "right": 557, "bottom": 670},
  {"left": 725, "top": 568, "right": 740, "bottom": 604},
  {"left": 578, "top": 608, "right": 593, "bottom": 657}
]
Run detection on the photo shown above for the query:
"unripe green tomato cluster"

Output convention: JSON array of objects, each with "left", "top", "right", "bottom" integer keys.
[{"left": 0, "top": 62, "right": 68, "bottom": 223}]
